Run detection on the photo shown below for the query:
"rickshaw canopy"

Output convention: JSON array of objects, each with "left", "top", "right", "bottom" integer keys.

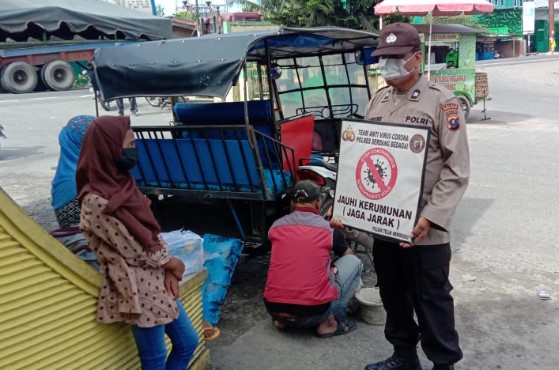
[{"left": 93, "top": 27, "right": 379, "bottom": 100}]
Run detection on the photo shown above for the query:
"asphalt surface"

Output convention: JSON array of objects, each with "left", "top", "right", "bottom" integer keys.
[{"left": 1, "top": 55, "right": 559, "bottom": 370}]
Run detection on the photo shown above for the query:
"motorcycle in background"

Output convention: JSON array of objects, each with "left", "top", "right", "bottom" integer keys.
[
  {"left": 297, "top": 156, "right": 337, "bottom": 216},
  {"left": 145, "top": 96, "right": 187, "bottom": 109}
]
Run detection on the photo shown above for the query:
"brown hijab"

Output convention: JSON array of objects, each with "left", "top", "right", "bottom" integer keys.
[{"left": 76, "top": 115, "right": 162, "bottom": 252}]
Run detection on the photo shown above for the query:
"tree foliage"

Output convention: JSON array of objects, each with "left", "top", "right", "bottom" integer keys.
[
  {"left": 174, "top": 11, "right": 198, "bottom": 22},
  {"left": 226, "top": 0, "right": 385, "bottom": 31}
]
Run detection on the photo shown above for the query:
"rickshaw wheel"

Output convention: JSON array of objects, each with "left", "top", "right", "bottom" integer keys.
[
  {"left": 319, "top": 192, "right": 334, "bottom": 218},
  {"left": 457, "top": 96, "right": 470, "bottom": 120},
  {"left": 100, "top": 99, "right": 111, "bottom": 111},
  {"left": 145, "top": 96, "right": 161, "bottom": 107}
]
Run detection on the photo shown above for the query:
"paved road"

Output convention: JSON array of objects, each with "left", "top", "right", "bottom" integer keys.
[
  {"left": 0, "top": 92, "right": 173, "bottom": 230},
  {"left": 1, "top": 57, "right": 559, "bottom": 369}
]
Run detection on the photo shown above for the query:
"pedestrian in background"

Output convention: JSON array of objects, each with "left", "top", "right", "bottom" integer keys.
[
  {"left": 363, "top": 23, "right": 470, "bottom": 370},
  {"left": 116, "top": 97, "right": 138, "bottom": 116}
]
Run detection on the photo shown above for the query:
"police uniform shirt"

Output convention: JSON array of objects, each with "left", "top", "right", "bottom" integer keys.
[{"left": 364, "top": 74, "right": 470, "bottom": 245}]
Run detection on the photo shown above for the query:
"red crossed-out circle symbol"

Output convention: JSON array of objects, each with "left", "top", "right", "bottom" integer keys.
[{"left": 355, "top": 147, "right": 398, "bottom": 200}]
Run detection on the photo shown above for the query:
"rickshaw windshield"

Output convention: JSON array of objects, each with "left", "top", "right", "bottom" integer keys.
[{"left": 275, "top": 52, "right": 370, "bottom": 120}]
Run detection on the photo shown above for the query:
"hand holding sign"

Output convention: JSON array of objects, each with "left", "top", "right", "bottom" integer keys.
[{"left": 400, "top": 216, "right": 431, "bottom": 248}]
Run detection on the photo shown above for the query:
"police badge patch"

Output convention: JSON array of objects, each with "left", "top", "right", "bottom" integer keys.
[
  {"left": 442, "top": 103, "right": 460, "bottom": 131},
  {"left": 447, "top": 115, "right": 460, "bottom": 130}
]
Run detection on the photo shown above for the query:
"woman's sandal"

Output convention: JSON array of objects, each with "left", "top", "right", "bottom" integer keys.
[
  {"left": 202, "top": 323, "right": 221, "bottom": 341},
  {"left": 316, "top": 317, "right": 357, "bottom": 338}
]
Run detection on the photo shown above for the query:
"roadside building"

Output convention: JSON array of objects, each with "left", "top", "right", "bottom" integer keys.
[{"left": 475, "top": 0, "right": 558, "bottom": 55}]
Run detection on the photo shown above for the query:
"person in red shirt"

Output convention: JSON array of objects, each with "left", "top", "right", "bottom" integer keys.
[{"left": 264, "top": 180, "right": 363, "bottom": 337}]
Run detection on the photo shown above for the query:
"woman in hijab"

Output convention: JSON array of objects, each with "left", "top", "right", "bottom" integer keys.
[
  {"left": 77, "top": 116, "right": 198, "bottom": 370},
  {"left": 51, "top": 115, "right": 99, "bottom": 269},
  {"left": 51, "top": 115, "right": 96, "bottom": 229}
]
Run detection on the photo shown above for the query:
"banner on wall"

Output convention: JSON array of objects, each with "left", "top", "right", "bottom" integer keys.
[
  {"left": 523, "top": 1, "right": 536, "bottom": 35},
  {"left": 332, "top": 120, "right": 430, "bottom": 244}
]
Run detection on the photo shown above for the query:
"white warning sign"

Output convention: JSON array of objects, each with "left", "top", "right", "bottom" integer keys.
[{"left": 332, "top": 120, "right": 430, "bottom": 243}]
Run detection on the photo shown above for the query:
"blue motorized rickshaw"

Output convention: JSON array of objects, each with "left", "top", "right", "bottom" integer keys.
[{"left": 92, "top": 27, "right": 380, "bottom": 244}]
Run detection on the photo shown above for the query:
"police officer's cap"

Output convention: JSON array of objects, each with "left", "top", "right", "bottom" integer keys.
[{"left": 372, "top": 22, "right": 421, "bottom": 57}]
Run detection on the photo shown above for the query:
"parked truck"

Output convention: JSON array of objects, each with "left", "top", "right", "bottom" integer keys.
[
  {"left": 0, "top": 1, "right": 172, "bottom": 93},
  {"left": 0, "top": 41, "right": 128, "bottom": 93}
]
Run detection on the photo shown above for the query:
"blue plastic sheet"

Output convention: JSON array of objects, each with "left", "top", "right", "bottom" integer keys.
[{"left": 202, "top": 234, "right": 244, "bottom": 326}]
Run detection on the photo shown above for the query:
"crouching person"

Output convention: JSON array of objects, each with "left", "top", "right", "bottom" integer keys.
[{"left": 263, "top": 180, "right": 363, "bottom": 337}]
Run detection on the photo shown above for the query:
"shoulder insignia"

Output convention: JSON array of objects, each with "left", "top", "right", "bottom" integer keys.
[
  {"left": 442, "top": 102, "right": 460, "bottom": 131},
  {"left": 447, "top": 115, "right": 460, "bottom": 130},
  {"left": 381, "top": 88, "right": 392, "bottom": 102},
  {"left": 442, "top": 103, "right": 459, "bottom": 113},
  {"left": 374, "top": 85, "right": 389, "bottom": 99}
]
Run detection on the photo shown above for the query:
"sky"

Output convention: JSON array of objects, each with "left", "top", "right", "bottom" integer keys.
[{"left": 154, "top": 0, "right": 241, "bottom": 16}]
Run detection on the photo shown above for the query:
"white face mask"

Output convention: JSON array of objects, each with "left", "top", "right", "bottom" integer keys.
[{"left": 379, "top": 53, "right": 417, "bottom": 81}]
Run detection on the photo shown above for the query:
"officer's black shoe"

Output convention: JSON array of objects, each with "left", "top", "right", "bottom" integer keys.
[
  {"left": 364, "top": 347, "right": 421, "bottom": 370},
  {"left": 432, "top": 365, "right": 454, "bottom": 370}
]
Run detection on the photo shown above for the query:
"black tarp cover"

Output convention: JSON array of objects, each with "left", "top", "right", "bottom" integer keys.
[
  {"left": 93, "top": 27, "right": 379, "bottom": 100},
  {"left": 0, "top": 0, "right": 172, "bottom": 42}
]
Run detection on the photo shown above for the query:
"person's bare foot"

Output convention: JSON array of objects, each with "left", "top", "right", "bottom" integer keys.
[
  {"left": 316, "top": 314, "right": 356, "bottom": 338},
  {"left": 273, "top": 319, "right": 287, "bottom": 331},
  {"left": 315, "top": 314, "right": 338, "bottom": 336}
]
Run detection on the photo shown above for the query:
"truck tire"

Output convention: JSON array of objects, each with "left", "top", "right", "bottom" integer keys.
[
  {"left": 0, "top": 62, "right": 38, "bottom": 94},
  {"left": 41, "top": 60, "right": 75, "bottom": 91},
  {"left": 457, "top": 96, "right": 470, "bottom": 120}
]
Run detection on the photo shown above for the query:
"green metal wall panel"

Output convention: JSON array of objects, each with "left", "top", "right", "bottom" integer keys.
[
  {"left": 477, "top": 8, "right": 523, "bottom": 35},
  {"left": 535, "top": 19, "right": 548, "bottom": 52}
]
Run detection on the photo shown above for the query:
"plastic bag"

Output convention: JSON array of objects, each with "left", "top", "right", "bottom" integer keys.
[
  {"left": 201, "top": 234, "right": 244, "bottom": 326},
  {"left": 160, "top": 229, "right": 204, "bottom": 279}
]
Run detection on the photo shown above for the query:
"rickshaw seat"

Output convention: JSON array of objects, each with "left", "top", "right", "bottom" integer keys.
[
  {"left": 173, "top": 100, "right": 277, "bottom": 167},
  {"left": 174, "top": 100, "right": 274, "bottom": 126}
]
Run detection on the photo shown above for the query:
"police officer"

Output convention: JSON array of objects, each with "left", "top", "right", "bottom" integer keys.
[{"left": 363, "top": 23, "right": 470, "bottom": 370}]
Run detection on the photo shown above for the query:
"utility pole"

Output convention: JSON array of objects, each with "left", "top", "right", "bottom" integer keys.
[
  {"left": 549, "top": 0, "right": 556, "bottom": 52},
  {"left": 196, "top": 0, "right": 201, "bottom": 37}
]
